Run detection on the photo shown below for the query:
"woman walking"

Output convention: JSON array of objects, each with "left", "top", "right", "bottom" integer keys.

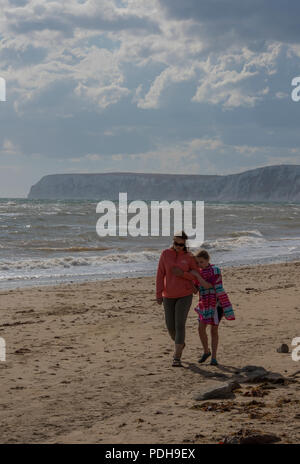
[{"left": 156, "top": 231, "right": 202, "bottom": 367}]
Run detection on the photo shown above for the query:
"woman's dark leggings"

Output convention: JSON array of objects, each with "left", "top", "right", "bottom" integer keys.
[{"left": 163, "top": 294, "right": 193, "bottom": 344}]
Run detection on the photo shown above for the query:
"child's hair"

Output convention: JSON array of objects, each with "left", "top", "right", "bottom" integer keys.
[{"left": 195, "top": 249, "right": 210, "bottom": 260}]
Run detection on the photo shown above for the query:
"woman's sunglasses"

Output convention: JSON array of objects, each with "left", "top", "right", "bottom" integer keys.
[{"left": 173, "top": 241, "right": 185, "bottom": 247}]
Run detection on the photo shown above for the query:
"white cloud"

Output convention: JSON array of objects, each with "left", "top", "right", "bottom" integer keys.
[
  {"left": 0, "top": 0, "right": 290, "bottom": 114},
  {"left": 1, "top": 139, "right": 21, "bottom": 156},
  {"left": 192, "top": 45, "right": 279, "bottom": 108},
  {"left": 136, "top": 65, "right": 196, "bottom": 109},
  {"left": 0, "top": 0, "right": 300, "bottom": 196},
  {"left": 275, "top": 91, "right": 288, "bottom": 99}
]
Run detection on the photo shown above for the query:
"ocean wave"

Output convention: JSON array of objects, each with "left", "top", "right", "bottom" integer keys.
[
  {"left": 0, "top": 251, "right": 160, "bottom": 272},
  {"left": 227, "top": 229, "right": 264, "bottom": 238},
  {"left": 34, "top": 246, "right": 112, "bottom": 252},
  {"left": 0, "top": 212, "right": 24, "bottom": 217},
  {"left": 202, "top": 233, "right": 265, "bottom": 252}
]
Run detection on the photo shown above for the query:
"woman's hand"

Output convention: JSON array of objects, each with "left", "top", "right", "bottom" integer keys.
[
  {"left": 156, "top": 297, "right": 163, "bottom": 305},
  {"left": 190, "top": 269, "right": 202, "bottom": 281},
  {"left": 190, "top": 269, "right": 213, "bottom": 289},
  {"left": 171, "top": 266, "right": 184, "bottom": 276}
]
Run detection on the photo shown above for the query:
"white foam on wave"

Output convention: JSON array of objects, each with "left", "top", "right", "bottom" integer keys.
[
  {"left": 203, "top": 231, "right": 266, "bottom": 252},
  {"left": 228, "top": 229, "right": 264, "bottom": 238},
  {"left": 0, "top": 251, "right": 161, "bottom": 272}
]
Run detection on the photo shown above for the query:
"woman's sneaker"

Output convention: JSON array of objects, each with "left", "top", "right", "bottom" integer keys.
[
  {"left": 172, "top": 357, "right": 182, "bottom": 367},
  {"left": 198, "top": 352, "right": 211, "bottom": 363},
  {"left": 210, "top": 358, "right": 218, "bottom": 366}
]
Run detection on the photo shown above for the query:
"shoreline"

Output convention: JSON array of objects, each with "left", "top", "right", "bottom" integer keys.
[
  {"left": 0, "top": 260, "right": 299, "bottom": 443},
  {"left": 2, "top": 256, "right": 300, "bottom": 292}
]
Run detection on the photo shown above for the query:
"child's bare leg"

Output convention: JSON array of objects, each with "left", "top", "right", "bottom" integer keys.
[
  {"left": 211, "top": 325, "right": 219, "bottom": 359},
  {"left": 198, "top": 322, "right": 209, "bottom": 353}
]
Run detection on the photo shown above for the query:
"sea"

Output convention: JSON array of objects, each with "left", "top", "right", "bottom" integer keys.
[{"left": 0, "top": 198, "right": 300, "bottom": 289}]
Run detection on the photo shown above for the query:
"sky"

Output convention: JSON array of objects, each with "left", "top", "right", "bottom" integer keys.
[{"left": 1, "top": 0, "right": 300, "bottom": 197}]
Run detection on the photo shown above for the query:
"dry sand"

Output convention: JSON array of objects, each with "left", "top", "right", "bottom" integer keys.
[{"left": 0, "top": 261, "right": 300, "bottom": 444}]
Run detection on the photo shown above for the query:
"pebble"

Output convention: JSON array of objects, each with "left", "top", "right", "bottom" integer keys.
[
  {"left": 193, "top": 381, "right": 241, "bottom": 401},
  {"left": 277, "top": 344, "right": 289, "bottom": 353}
]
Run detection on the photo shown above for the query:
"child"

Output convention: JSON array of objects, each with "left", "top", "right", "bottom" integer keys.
[{"left": 190, "top": 249, "right": 235, "bottom": 366}]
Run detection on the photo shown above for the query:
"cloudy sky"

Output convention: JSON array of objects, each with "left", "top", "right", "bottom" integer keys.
[{"left": 1, "top": 0, "right": 300, "bottom": 196}]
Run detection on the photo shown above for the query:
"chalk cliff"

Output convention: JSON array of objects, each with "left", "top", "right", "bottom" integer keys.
[{"left": 27, "top": 165, "right": 300, "bottom": 202}]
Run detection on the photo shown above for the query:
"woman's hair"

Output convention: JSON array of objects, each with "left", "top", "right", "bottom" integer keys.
[
  {"left": 195, "top": 249, "right": 210, "bottom": 260},
  {"left": 173, "top": 230, "right": 188, "bottom": 253}
]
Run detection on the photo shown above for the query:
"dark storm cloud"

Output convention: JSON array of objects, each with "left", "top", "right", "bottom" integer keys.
[
  {"left": 9, "top": 0, "right": 28, "bottom": 6},
  {"left": 0, "top": 44, "right": 47, "bottom": 68},
  {"left": 6, "top": 10, "right": 160, "bottom": 38},
  {"left": 2, "top": 0, "right": 300, "bottom": 197},
  {"left": 6, "top": 14, "right": 74, "bottom": 36},
  {"left": 159, "top": 0, "right": 300, "bottom": 48}
]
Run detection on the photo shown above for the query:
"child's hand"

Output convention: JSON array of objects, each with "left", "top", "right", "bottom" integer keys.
[{"left": 191, "top": 283, "right": 199, "bottom": 294}]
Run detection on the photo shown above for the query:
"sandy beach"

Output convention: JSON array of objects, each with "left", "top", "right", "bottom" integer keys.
[{"left": 0, "top": 261, "right": 300, "bottom": 444}]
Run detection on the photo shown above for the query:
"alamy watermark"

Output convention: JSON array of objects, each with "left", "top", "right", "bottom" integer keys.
[
  {"left": 291, "top": 77, "right": 300, "bottom": 102},
  {"left": 0, "top": 337, "right": 6, "bottom": 362},
  {"left": 96, "top": 193, "right": 204, "bottom": 248},
  {"left": 0, "top": 77, "right": 6, "bottom": 102},
  {"left": 291, "top": 337, "right": 300, "bottom": 362}
]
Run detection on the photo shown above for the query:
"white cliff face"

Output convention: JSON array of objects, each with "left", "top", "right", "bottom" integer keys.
[{"left": 27, "top": 165, "right": 300, "bottom": 202}]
